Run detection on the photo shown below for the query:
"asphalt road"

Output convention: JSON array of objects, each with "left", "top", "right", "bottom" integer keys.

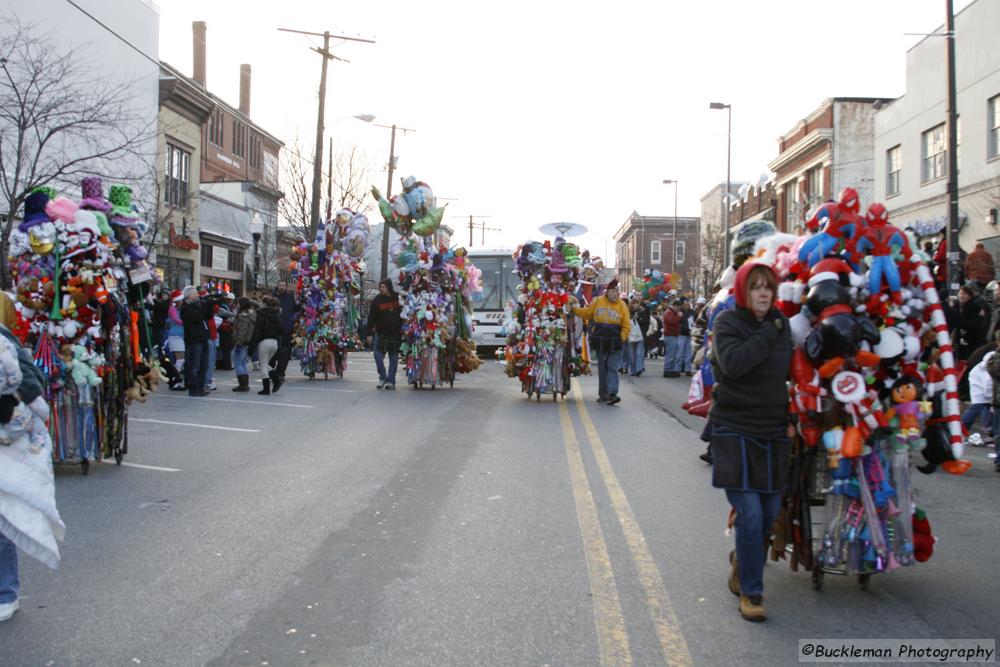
[{"left": 2, "top": 354, "right": 997, "bottom": 666}]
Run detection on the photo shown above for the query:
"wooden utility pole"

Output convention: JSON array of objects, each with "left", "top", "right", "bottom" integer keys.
[
  {"left": 278, "top": 28, "right": 374, "bottom": 241},
  {"left": 453, "top": 215, "right": 497, "bottom": 246},
  {"left": 326, "top": 136, "right": 333, "bottom": 221}
]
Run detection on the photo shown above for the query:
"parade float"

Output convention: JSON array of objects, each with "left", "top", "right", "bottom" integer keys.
[
  {"left": 371, "top": 176, "right": 482, "bottom": 389},
  {"left": 8, "top": 178, "right": 158, "bottom": 473},
  {"left": 502, "top": 239, "right": 596, "bottom": 401},
  {"left": 686, "top": 186, "right": 966, "bottom": 589},
  {"left": 288, "top": 208, "right": 369, "bottom": 379}
]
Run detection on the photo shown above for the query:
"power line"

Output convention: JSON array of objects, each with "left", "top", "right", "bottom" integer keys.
[{"left": 62, "top": 0, "right": 160, "bottom": 67}]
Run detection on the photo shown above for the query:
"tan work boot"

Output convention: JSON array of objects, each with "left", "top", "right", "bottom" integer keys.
[
  {"left": 728, "top": 550, "right": 740, "bottom": 596},
  {"left": 739, "top": 595, "right": 766, "bottom": 622}
]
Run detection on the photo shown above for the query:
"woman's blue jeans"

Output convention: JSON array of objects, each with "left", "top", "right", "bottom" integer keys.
[
  {"left": 232, "top": 345, "right": 249, "bottom": 376},
  {"left": 625, "top": 340, "right": 645, "bottom": 374},
  {"left": 0, "top": 532, "right": 18, "bottom": 603},
  {"left": 725, "top": 489, "right": 782, "bottom": 598}
]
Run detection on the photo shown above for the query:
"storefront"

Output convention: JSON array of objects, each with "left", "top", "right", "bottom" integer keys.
[{"left": 199, "top": 230, "right": 249, "bottom": 295}]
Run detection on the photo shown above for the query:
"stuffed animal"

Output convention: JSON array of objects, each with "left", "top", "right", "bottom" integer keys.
[
  {"left": 912, "top": 508, "right": 934, "bottom": 562},
  {"left": 61, "top": 344, "right": 102, "bottom": 387}
]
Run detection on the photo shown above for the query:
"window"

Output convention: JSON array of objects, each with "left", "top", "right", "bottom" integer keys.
[
  {"left": 208, "top": 108, "right": 224, "bottom": 147},
  {"left": 886, "top": 145, "right": 901, "bottom": 196},
  {"left": 806, "top": 166, "right": 823, "bottom": 202},
  {"left": 249, "top": 134, "right": 261, "bottom": 169},
  {"left": 922, "top": 123, "right": 947, "bottom": 182},
  {"left": 227, "top": 249, "right": 244, "bottom": 272},
  {"left": 164, "top": 144, "right": 191, "bottom": 207},
  {"left": 233, "top": 120, "right": 247, "bottom": 158},
  {"left": 650, "top": 240, "right": 661, "bottom": 264},
  {"left": 201, "top": 243, "right": 213, "bottom": 267},
  {"left": 675, "top": 240, "right": 686, "bottom": 266},
  {"left": 784, "top": 181, "right": 799, "bottom": 229},
  {"left": 990, "top": 95, "right": 1000, "bottom": 160}
]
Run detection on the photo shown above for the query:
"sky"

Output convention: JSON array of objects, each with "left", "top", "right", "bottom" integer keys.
[{"left": 157, "top": 0, "right": 976, "bottom": 264}]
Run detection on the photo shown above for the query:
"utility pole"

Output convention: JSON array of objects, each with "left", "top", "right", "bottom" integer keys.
[
  {"left": 326, "top": 136, "right": 333, "bottom": 221},
  {"left": 455, "top": 215, "right": 497, "bottom": 246},
  {"left": 945, "top": 0, "right": 961, "bottom": 297},
  {"left": 380, "top": 124, "right": 397, "bottom": 281},
  {"left": 278, "top": 28, "right": 374, "bottom": 241}
]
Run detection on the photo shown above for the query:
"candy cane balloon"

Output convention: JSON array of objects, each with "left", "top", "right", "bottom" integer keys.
[{"left": 915, "top": 262, "right": 964, "bottom": 459}]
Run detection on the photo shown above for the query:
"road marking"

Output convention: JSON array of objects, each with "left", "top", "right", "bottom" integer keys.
[
  {"left": 119, "top": 461, "right": 181, "bottom": 472},
  {"left": 153, "top": 394, "right": 313, "bottom": 408},
  {"left": 219, "top": 381, "right": 360, "bottom": 392},
  {"left": 131, "top": 418, "right": 261, "bottom": 433},
  {"left": 558, "top": 400, "right": 631, "bottom": 666},
  {"left": 572, "top": 390, "right": 693, "bottom": 667}
]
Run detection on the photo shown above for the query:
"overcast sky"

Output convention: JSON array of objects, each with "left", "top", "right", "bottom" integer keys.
[{"left": 158, "top": 0, "right": 975, "bottom": 262}]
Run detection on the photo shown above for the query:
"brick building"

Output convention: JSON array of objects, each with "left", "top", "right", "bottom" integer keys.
[
  {"left": 768, "top": 98, "right": 882, "bottom": 232},
  {"left": 190, "top": 21, "right": 284, "bottom": 295},
  {"left": 613, "top": 212, "right": 700, "bottom": 294}
]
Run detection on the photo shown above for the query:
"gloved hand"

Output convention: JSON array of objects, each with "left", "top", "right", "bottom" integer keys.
[{"left": 0, "top": 394, "right": 18, "bottom": 426}]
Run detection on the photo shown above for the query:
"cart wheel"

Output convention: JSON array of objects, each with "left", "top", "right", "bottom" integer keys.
[
  {"left": 81, "top": 459, "right": 90, "bottom": 475},
  {"left": 114, "top": 451, "right": 123, "bottom": 465},
  {"left": 811, "top": 567, "right": 824, "bottom": 591},
  {"left": 858, "top": 574, "right": 871, "bottom": 591}
]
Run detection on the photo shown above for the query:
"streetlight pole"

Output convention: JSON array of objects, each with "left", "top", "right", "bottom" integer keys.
[
  {"left": 710, "top": 102, "right": 732, "bottom": 269},
  {"left": 945, "top": 0, "right": 960, "bottom": 297},
  {"left": 663, "top": 179, "right": 679, "bottom": 276}
]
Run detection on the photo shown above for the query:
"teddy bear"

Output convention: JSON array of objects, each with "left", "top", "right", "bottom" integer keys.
[{"left": 60, "top": 344, "right": 102, "bottom": 388}]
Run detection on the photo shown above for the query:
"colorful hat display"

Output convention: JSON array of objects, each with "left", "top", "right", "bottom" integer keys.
[
  {"left": 107, "top": 184, "right": 138, "bottom": 226},
  {"left": 19, "top": 191, "right": 51, "bottom": 232},
  {"left": 79, "top": 176, "right": 112, "bottom": 213}
]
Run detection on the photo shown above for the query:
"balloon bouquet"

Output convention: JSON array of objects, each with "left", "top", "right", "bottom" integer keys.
[
  {"left": 689, "top": 187, "right": 966, "bottom": 588},
  {"left": 289, "top": 208, "right": 369, "bottom": 379},
  {"left": 371, "top": 176, "right": 482, "bottom": 389},
  {"left": 8, "top": 178, "right": 157, "bottom": 472},
  {"left": 502, "top": 239, "right": 592, "bottom": 401}
]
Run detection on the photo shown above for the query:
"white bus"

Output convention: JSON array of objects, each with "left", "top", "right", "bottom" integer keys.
[{"left": 467, "top": 248, "right": 517, "bottom": 353}]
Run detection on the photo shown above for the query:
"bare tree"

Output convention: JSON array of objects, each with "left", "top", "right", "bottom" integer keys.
[
  {"left": 699, "top": 217, "right": 727, "bottom": 294},
  {"left": 278, "top": 134, "right": 376, "bottom": 240},
  {"left": 0, "top": 16, "right": 154, "bottom": 286}
]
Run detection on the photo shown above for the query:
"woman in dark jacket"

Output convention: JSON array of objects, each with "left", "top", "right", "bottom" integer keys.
[
  {"left": 708, "top": 261, "right": 793, "bottom": 622},
  {"left": 956, "top": 284, "right": 990, "bottom": 361},
  {"left": 230, "top": 297, "right": 260, "bottom": 392},
  {"left": 366, "top": 279, "right": 403, "bottom": 389},
  {"left": 249, "top": 296, "right": 283, "bottom": 395}
]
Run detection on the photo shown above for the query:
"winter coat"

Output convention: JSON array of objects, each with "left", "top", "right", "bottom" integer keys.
[
  {"left": 368, "top": 293, "right": 403, "bottom": 337},
  {"left": 180, "top": 300, "right": 209, "bottom": 344},
  {"left": 166, "top": 303, "right": 184, "bottom": 338},
  {"left": 573, "top": 295, "right": 631, "bottom": 353},
  {"left": 968, "top": 351, "right": 995, "bottom": 405},
  {"left": 965, "top": 245, "right": 995, "bottom": 285},
  {"left": 958, "top": 296, "right": 990, "bottom": 358},
  {"left": 250, "top": 306, "right": 283, "bottom": 350},
  {"left": 986, "top": 351, "right": 1000, "bottom": 406},
  {"left": 232, "top": 310, "right": 258, "bottom": 347},
  {"left": 661, "top": 308, "right": 682, "bottom": 337}
]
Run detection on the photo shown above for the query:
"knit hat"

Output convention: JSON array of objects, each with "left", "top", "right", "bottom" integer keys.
[
  {"left": 19, "top": 191, "right": 51, "bottom": 232},
  {"left": 79, "top": 176, "right": 112, "bottom": 213},
  {"left": 170, "top": 289, "right": 183, "bottom": 303},
  {"left": 108, "top": 184, "right": 138, "bottom": 227}
]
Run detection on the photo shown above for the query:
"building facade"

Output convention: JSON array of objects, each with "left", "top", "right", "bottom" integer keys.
[
  {"left": 873, "top": 0, "right": 1000, "bottom": 261},
  {"left": 155, "top": 62, "right": 212, "bottom": 290},
  {"left": 613, "top": 212, "right": 700, "bottom": 295},
  {"left": 769, "top": 98, "right": 882, "bottom": 232},
  {"left": 699, "top": 182, "right": 748, "bottom": 288},
  {"left": 190, "top": 21, "right": 283, "bottom": 295}
]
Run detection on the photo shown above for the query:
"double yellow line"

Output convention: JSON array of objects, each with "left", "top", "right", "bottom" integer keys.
[{"left": 559, "top": 390, "right": 693, "bottom": 667}]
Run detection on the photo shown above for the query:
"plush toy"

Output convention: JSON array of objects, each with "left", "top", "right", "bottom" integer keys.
[
  {"left": 61, "top": 344, "right": 102, "bottom": 387},
  {"left": 912, "top": 508, "right": 934, "bottom": 562}
]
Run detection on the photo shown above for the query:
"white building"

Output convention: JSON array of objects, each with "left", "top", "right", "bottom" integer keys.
[{"left": 873, "top": 0, "right": 1000, "bottom": 252}]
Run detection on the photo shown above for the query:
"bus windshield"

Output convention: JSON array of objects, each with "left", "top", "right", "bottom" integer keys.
[{"left": 472, "top": 255, "right": 517, "bottom": 311}]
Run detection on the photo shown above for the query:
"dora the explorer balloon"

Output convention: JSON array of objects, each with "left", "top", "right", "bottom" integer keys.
[{"left": 886, "top": 375, "right": 930, "bottom": 450}]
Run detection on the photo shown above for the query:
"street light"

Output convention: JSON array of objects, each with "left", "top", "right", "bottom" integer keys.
[
  {"left": 250, "top": 216, "right": 264, "bottom": 293},
  {"left": 709, "top": 102, "right": 732, "bottom": 268},
  {"left": 662, "top": 179, "right": 679, "bottom": 277}
]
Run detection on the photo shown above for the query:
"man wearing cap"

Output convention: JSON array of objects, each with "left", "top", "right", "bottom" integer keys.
[{"left": 572, "top": 279, "right": 630, "bottom": 405}]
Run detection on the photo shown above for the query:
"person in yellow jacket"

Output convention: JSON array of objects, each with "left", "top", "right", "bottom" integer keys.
[{"left": 572, "top": 279, "right": 630, "bottom": 405}]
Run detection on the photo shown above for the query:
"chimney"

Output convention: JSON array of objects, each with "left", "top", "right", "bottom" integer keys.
[
  {"left": 192, "top": 21, "right": 207, "bottom": 86},
  {"left": 239, "top": 64, "right": 251, "bottom": 115}
]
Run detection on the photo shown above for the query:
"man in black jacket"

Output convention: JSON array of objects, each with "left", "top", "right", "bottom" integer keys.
[
  {"left": 366, "top": 279, "right": 403, "bottom": 389},
  {"left": 179, "top": 286, "right": 210, "bottom": 397}
]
